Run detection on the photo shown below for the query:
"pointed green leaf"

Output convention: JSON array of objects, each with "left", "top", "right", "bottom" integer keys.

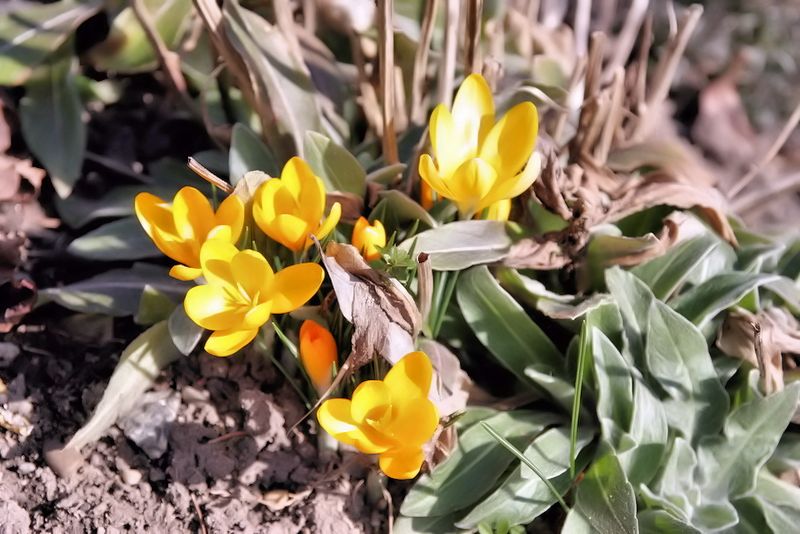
[
  {"left": 68, "top": 217, "right": 160, "bottom": 260},
  {"left": 229, "top": 122, "right": 279, "bottom": 184},
  {"left": 401, "top": 221, "right": 512, "bottom": 271},
  {"left": 574, "top": 449, "right": 638, "bottom": 534},
  {"left": 304, "top": 131, "right": 366, "bottom": 195}
]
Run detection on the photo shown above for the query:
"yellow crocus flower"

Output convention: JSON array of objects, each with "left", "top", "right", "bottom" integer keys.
[
  {"left": 299, "top": 319, "right": 338, "bottom": 393},
  {"left": 483, "top": 198, "right": 512, "bottom": 221},
  {"left": 419, "top": 73, "right": 540, "bottom": 218},
  {"left": 253, "top": 157, "right": 342, "bottom": 252},
  {"left": 351, "top": 217, "right": 386, "bottom": 261},
  {"left": 184, "top": 239, "right": 324, "bottom": 356},
  {"left": 135, "top": 187, "right": 244, "bottom": 281},
  {"left": 317, "top": 351, "right": 439, "bottom": 479}
]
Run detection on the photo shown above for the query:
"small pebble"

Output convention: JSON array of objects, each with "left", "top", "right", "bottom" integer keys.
[
  {"left": 181, "top": 386, "right": 210, "bottom": 403},
  {"left": 17, "top": 462, "right": 35, "bottom": 475},
  {"left": 43, "top": 442, "right": 84, "bottom": 478},
  {"left": 120, "top": 468, "right": 142, "bottom": 486}
]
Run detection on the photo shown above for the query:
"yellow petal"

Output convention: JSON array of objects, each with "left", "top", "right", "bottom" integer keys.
[
  {"left": 317, "top": 398, "right": 358, "bottom": 436},
  {"left": 478, "top": 151, "right": 542, "bottom": 212},
  {"left": 204, "top": 327, "right": 259, "bottom": 356},
  {"left": 199, "top": 239, "right": 239, "bottom": 289},
  {"left": 270, "top": 263, "right": 324, "bottom": 314},
  {"left": 253, "top": 179, "right": 283, "bottom": 228},
  {"left": 243, "top": 301, "right": 272, "bottom": 329},
  {"left": 273, "top": 213, "right": 311, "bottom": 251},
  {"left": 451, "top": 73, "right": 495, "bottom": 154},
  {"left": 207, "top": 225, "right": 232, "bottom": 242},
  {"left": 215, "top": 194, "right": 245, "bottom": 242},
  {"left": 387, "top": 396, "right": 439, "bottom": 446},
  {"left": 419, "top": 154, "right": 455, "bottom": 200},
  {"left": 173, "top": 187, "right": 214, "bottom": 242},
  {"left": 184, "top": 285, "right": 245, "bottom": 331},
  {"left": 134, "top": 192, "right": 174, "bottom": 239},
  {"left": 448, "top": 158, "right": 498, "bottom": 217},
  {"left": 482, "top": 198, "right": 512, "bottom": 221},
  {"left": 479, "top": 101, "right": 538, "bottom": 179},
  {"left": 231, "top": 249, "right": 274, "bottom": 298},
  {"left": 384, "top": 351, "right": 433, "bottom": 399},
  {"left": 151, "top": 225, "right": 196, "bottom": 266},
  {"left": 429, "top": 104, "right": 461, "bottom": 178},
  {"left": 169, "top": 264, "right": 202, "bottom": 281},
  {"left": 282, "top": 157, "right": 325, "bottom": 222},
  {"left": 312, "top": 201, "right": 341, "bottom": 246},
  {"left": 379, "top": 447, "right": 425, "bottom": 480},
  {"left": 345, "top": 426, "right": 394, "bottom": 454},
  {"left": 351, "top": 380, "right": 392, "bottom": 425}
]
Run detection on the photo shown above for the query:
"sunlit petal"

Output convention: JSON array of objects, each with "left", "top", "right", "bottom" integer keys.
[
  {"left": 388, "top": 397, "right": 439, "bottom": 445},
  {"left": 317, "top": 398, "right": 358, "bottom": 435},
  {"left": 273, "top": 213, "right": 311, "bottom": 251},
  {"left": 351, "top": 380, "right": 392, "bottom": 425},
  {"left": 199, "top": 239, "right": 239, "bottom": 289},
  {"left": 379, "top": 447, "right": 425, "bottom": 480},
  {"left": 173, "top": 187, "right": 214, "bottom": 242},
  {"left": 184, "top": 285, "right": 245, "bottom": 330},
  {"left": 270, "top": 263, "right": 324, "bottom": 313},
  {"left": 231, "top": 249, "right": 273, "bottom": 298},
  {"left": 313, "top": 202, "right": 342, "bottom": 245},
  {"left": 448, "top": 158, "right": 498, "bottom": 217},
  {"left": 169, "top": 264, "right": 202, "bottom": 281},
  {"left": 384, "top": 351, "right": 433, "bottom": 399},
  {"left": 243, "top": 301, "right": 272, "bottom": 329},
  {"left": 479, "top": 101, "right": 538, "bottom": 179},
  {"left": 451, "top": 73, "right": 495, "bottom": 152},
  {"left": 215, "top": 194, "right": 245, "bottom": 242},
  {"left": 204, "top": 327, "right": 259, "bottom": 357}
]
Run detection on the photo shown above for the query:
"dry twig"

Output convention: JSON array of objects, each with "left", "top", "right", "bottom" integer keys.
[
  {"left": 377, "top": 0, "right": 399, "bottom": 164},
  {"left": 410, "top": 0, "right": 440, "bottom": 125}
]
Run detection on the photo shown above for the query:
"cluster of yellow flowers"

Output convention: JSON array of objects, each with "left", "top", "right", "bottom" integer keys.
[{"left": 133, "top": 73, "right": 537, "bottom": 479}]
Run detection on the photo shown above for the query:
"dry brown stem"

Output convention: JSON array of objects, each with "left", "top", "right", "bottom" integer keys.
[
  {"left": 410, "top": 0, "right": 440, "bottom": 125},
  {"left": 377, "top": 0, "right": 399, "bottom": 164}
]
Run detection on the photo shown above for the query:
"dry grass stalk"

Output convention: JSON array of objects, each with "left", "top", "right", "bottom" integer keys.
[
  {"left": 410, "top": 0, "right": 440, "bottom": 125},
  {"left": 349, "top": 32, "right": 383, "bottom": 136},
  {"left": 604, "top": 0, "right": 649, "bottom": 82},
  {"left": 377, "top": 0, "right": 399, "bottom": 164},
  {"left": 438, "top": 0, "right": 460, "bottom": 107},
  {"left": 464, "top": 0, "right": 484, "bottom": 74}
]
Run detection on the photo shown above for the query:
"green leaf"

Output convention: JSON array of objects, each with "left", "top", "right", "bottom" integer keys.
[
  {"left": 65, "top": 321, "right": 180, "bottom": 449},
  {"left": 68, "top": 217, "right": 160, "bottom": 260},
  {"left": 605, "top": 267, "right": 654, "bottom": 365},
  {"left": 561, "top": 508, "right": 594, "bottom": 534},
  {"left": 672, "top": 272, "right": 781, "bottom": 328},
  {"left": 646, "top": 299, "right": 730, "bottom": 442},
  {"left": 727, "top": 498, "right": 771, "bottom": 534},
  {"left": 401, "top": 221, "right": 511, "bottom": 271},
  {"left": 223, "top": 0, "right": 325, "bottom": 158},
  {"left": 621, "top": 379, "right": 668, "bottom": 486},
  {"left": 697, "top": 384, "right": 800, "bottom": 500},
  {"left": 754, "top": 470, "right": 800, "bottom": 533},
  {"left": 167, "top": 305, "right": 204, "bottom": 356},
  {"left": 400, "top": 410, "right": 560, "bottom": 517},
  {"left": 20, "top": 50, "right": 85, "bottom": 198},
  {"left": 393, "top": 514, "right": 459, "bottom": 534},
  {"left": 637, "top": 510, "right": 700, "bottom": 534},
  {"left": 88, "top": 0, "right": 191, "bottom": 73},
  {"left": 592, "top": 328, "right": 633, "bottom": 438},
  {"left": 229, "top": 123, "right": 279, "bottom": 185},
  {"left": 456, "top": 265, "right": 566, "bottom": 392},
  {"left": 369, "top": 190, "right": 438, "bottom": 232},
  {"left": 39, "top": 263, "right": 187, "bottom": 316},
  {"left": 574, "top": 449, "right": 638, "bottom": 534},
  {"left": 632, "top": 234, "right": 734, "bottom": 300},
  {"left": 456, "top": 427, "right": 593, "bottom": 529},
  {"left": 304, "top": 131, "right": 366, "bottom": 196},
  {"left": 0, "top": 0, "right": 101, "bottom": 86},
  {"left": 135, "top": 285, "right": 178, "bottom": 325}
]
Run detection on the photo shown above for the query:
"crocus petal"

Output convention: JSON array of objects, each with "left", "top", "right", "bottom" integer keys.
[
  {"left": 253, "top": 179, "right": 283, "bottom": 227},
  {"left": 448, "top": 158, "right": 498, "bottom": 217},
  {"left": 478, "top": 151, "right": 542, "bottom": 211},
  {"left": 199, "top": 239, "right": 239, "bottom": 289},
  {"left": 270, "top": 263, "right": 324, "bottom": 314},
  {"left": 231, "top": 249, "right": 274, "bottom": 299},
  {"left": 215, "top": 194, "right": 245, "bottom": 242},
  {"left": 282, "top": 156, "right": 325, "bottom": 223},
  {"left": 169, "top": 264, "right": 202, "bottom": 281},
  {"left": 419, "top": 154, "right": 454, "bottom": 199},
  {"left": 317, "top": 398, "right": 358, "bottom": 435},
  {"left": 207, "top": 225, "right": 232, "bottom": 242},
  {"left": 134, "top": 192, "right": 174, "bottom": 239},
  {"left": 299, "top": 320, "right": 337, "bottom": 391},
  {"left": 379, "top": 447, "right": 425, "bottom": 480},
  {"left": 173, "top": 187, "right": 214, "bottom": 242},
  {"left": 313, "top": 202, "right": 341, "bottom": 245},
  {"left": 351, "top": 380, "right": 392, "bottom": 425},
  {"left": 387, "top": 396, "right": 439, "bottom": 446},
  {"left": 384, "top": 351, "right": 433, "bottom": 399},
  {"left": 479, "top": 101, "right": 538, "bottom": 180},
  {"left": 150, "top": 226, "right": 196, "bottom": 266},
  {"left": 482, "top": 198, "right": 512, "bottom": 221},
  {"left": 429, "top": 104, "right": 461, "bottom": 179},
  {"left": 451, "top": 73, "right": 495, "bottom": 153},
  {"left": 184, "top": 285, "right": 245, "bottom": 331},
  {"left": 273, "top": 213, "right": 311, "bottom": 251},
  {"left": 204, "top": 327, "right": 259, "bottom": 357}
]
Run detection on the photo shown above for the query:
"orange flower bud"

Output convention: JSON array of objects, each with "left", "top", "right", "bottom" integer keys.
[
  {"left": 299, "top": 320, "right": 337, "bottom": 392},
  {"left": 351, "top": 217, "right": 386, "bottom": 261}
]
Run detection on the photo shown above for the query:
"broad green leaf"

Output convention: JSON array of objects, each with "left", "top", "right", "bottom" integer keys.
[
  {"left": 0, "top": 0, "right": 101, "bottom": 85},
  {"left": 304, "top": 131, "right": 366, "bottom": 196},
  {"left": 20, "top": 50, "right": 85, "bottom": 198},
  {"left": 366, "top": 163, "right": 407, "bottom": 185},
  {"left": 697, "top": 384, "right": 800, "bottom": 500},
  {"left": 135, "top": 285, "right": 178, "bottom": 325},
  {"left": 574, "top": 449, "right": 638, "bottom": 534},
  {"left": 765, "top": 276, "right": 800, "bottom": 315},
  {"left": 401, "top": 221, "right": 511, "bottom": 271},
  {"left": 637, "top": 510, "right": 700, "bottom": 534},
  {"left": 593, "top": 328, "right": 633, "bottom": 438},
  {"left": 68, "top": 217, "right": 160, "bottom": 260},
  {"left": 725, "top": 498, "right": 771, "bottom": 534},
  {"left": 778, "top": 239, "right": 800, "bottom": 281},
  {"left": 39, "top": 263, "right": 187, "bottom": 316},
  {"left": 369, "top": 190, "right": 437, "bottom": 233},
  {"left": 632, "top": 234, "right": 733, "bottom": 300},
  {"left": 646, "top": 299, "right": 729, "bottom": 442},
  {"left": 649, "top": 437, "right": 698, "bottom": 517},
  {"left": 456, "top": 427, "right": 593, "bottom": 529},
  {"left": 401, "top": 410, "right": 560, "bottom": 517},
  {"left": 754, "top": 470, "right": 800, "bottom": 533},
  {"left": 229, "top": 123, "right": 279, "bottom": 184},
  {"left": 168, "top": 305, "right": 204, "bottom": 356},
  {"left": 605, "top": 267, "right": 654, "bottom": 365},
  {"left": 223, "top": 0, "right": 324, "bottom": 158},
  {"left": 88, "top": 0, "right": 191, "bottom": 73},
  {"left": 621, "top": 379, "right": 668, "bottom": 485},
  {"left": 672, "top": 272, "right": 781, "bottom": 328},
  {"left": 65, "top": 321, "right": 180, "bottom": 449},
  {"left": 456, "top": 265, "right": 565, "bottom": 391},
  {"left": 561, "top": 508, "right": 594, "bottom": 534},
  {"left": 768, "top": 432, "right": 800, "bottom": 473}
]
